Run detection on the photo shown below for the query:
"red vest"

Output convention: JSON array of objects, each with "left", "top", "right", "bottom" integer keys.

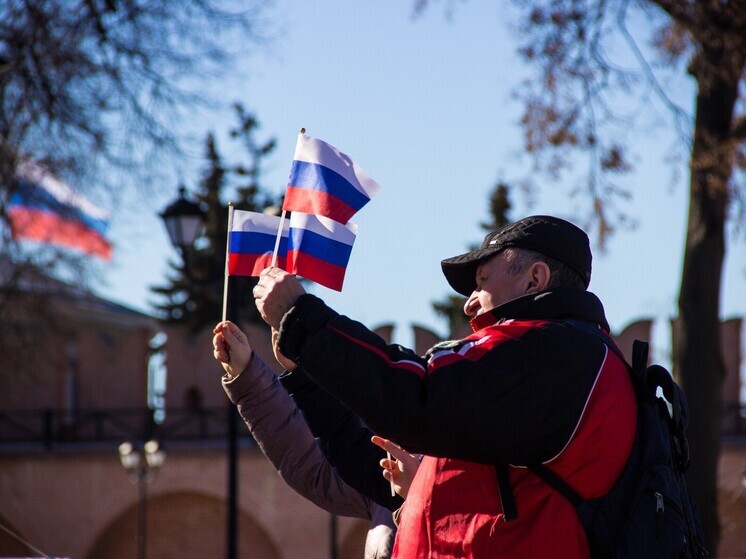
[{"left": 392, "top": 347, "right": 637, "bottom": 558}]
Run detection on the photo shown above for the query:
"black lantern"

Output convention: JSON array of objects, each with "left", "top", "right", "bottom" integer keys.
[{"left": 159, "top": 186, "right": 205, "bottom": 251}]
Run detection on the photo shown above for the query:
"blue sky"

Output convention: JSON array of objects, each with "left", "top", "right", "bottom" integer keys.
[{"left": 98, "top": 0, "right": 745, "bottom": 365}]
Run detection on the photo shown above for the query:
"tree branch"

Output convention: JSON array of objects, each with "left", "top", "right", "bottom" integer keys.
[
  {"left": 651, "top": 0, "right": 697, "bottom": 29},
  {"left": 617, "top": 0, "right": 691, "bottom": 140},
  {"left": 732, "top": 115, "right": 746, "bottom": 140}
]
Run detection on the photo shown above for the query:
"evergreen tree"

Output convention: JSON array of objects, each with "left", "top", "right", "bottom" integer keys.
[
  {"left": 432, "top": 181, "right": 513, "bottom": 336},
  {"left": 152, "top": 107, "right": 281, "bottom": 331},
  {"left": 482, "top": 182, "right": 512, "bottom": 231}
]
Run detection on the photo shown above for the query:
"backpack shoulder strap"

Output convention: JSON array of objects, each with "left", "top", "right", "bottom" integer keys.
[
  {"left": 632, "top": 339, "right": 649, "bottom": 374},
  {"left": 494, "top": 464, "right": 519, "bottom": 521},
  {"left": 566, "top": 319, "right": 633, "bottom": 367},
  {"left": 529, "top": 461, "right": 583, "bottom": 505}
]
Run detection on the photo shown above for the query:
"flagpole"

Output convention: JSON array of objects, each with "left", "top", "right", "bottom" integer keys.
[
  {"left": 270, "top": 209, "right": 287, "bottom": 268},
  {"left": 222, "top": 203, "right": 234, "bottom": 322},
  {"left": 269, "top": 127, "right": 304, "bottom": 269},
  {"left": 388, "top": 451, "right": 396, "bottom": 496},
  {"left": 222, "top": 201, "right": 239, "bottom": 559}
]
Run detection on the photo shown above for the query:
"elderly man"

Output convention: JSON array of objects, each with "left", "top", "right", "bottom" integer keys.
[{"left": 250, "top": 215, "right": 637, "bottom": 558}]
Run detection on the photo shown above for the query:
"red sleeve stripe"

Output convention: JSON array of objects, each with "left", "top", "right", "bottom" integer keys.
[{"left": 327, "top": 325, "right": 427, "bottom": 378}]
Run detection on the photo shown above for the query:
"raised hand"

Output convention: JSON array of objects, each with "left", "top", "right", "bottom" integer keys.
[
  {"left": 372, "top": 435, "right": 421, "bottom": 499},
  {"left": 253, "top": 267, "right": 306, "bottom": 330},
  {"left": 212, "top": 320, "right": 252, "bottom": 379}
]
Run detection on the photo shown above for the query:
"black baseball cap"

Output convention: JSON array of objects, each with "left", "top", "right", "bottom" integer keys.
[{"left": 440, "top": 215, "right": 592, "bottom": 296}]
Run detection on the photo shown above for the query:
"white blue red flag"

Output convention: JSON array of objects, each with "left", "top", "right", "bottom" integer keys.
[
  {"left": 287, "top": 212, "right": 357, "bottom": 291},
  {"left": 227, "top": 209, "right": 289, "bottom": 277},
  {"left": 8, "top": 162, "right": 112, "bottom": 260},
  {"left": 282, "top": 133, "right": 381, "bottom": 225}
]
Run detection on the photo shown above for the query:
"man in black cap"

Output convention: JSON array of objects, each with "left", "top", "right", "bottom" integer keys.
[{"left": 244, "top": 215, "right": 638, "bottom": 559}]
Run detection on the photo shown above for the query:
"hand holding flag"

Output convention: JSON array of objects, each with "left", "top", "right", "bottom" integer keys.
[{"left": 253, "top": 267, "right": 307, "bottom": 331}]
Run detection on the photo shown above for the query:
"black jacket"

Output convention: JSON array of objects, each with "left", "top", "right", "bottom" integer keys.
[{"left": 278, "top": 288, "right": 610, "bottom": 466}]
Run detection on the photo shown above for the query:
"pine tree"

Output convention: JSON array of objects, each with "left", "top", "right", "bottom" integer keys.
[
  {"left": 152, "top": 107, "right": 280, "bottom": 331},
  {"left": 432, "top": 181, "right": 513, "bottom": 336}
]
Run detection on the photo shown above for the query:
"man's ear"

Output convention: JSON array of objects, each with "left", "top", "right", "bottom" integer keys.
[{"left": 525, "top": 261, "right": 551, "bottom": 293}]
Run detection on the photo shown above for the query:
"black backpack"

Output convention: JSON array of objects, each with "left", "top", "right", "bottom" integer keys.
[{"left": 527, "top": 322, "right": 708, "bottom": 558}]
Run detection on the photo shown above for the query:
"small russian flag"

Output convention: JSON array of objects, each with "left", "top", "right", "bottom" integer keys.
[
  {"left": 227, "top": 210, "right": 289, "bottom": 277},
  {"left": 287, "top": 212, "right": 357, "bottom": 292},
  {"left": 282, "top": 133, "right": 381, "bottom": 225}
]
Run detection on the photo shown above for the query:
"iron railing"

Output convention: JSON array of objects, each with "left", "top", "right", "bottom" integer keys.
[
  {"left": 1, "top": 404, "right": 744, "bottom": 450},
  {"left": 0, "top": 406, "right": 254, "bottom": 450}
]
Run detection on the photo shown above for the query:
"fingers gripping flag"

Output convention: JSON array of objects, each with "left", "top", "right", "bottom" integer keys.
[
  {"left": 282, "top": 133, "right": 381, "bottom": 225},
  {"left": 228, "top": 210, "right": 289, "bottom": 276},
  {"left": 287, "top": 212, "right": 357, "bottom": 292}
]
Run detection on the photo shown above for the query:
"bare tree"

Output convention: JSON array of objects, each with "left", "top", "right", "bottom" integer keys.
[
  {"left": 418, "top": 0, "right": 745, "bottom": 553},
  {"left": 0, "top": 0, "right": 268, "bottom": 377},
  {"left": 0, "top": 0, "right": 268, "bottom": 226}
]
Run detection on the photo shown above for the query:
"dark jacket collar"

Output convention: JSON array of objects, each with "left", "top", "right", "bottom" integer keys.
[{"left": 469, "top": 288, "right": 610, "bottom": 333}]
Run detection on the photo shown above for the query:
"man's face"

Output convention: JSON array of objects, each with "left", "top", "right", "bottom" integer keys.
[{"left": 463, "top": 252, "right": 531, "bottom": 317}]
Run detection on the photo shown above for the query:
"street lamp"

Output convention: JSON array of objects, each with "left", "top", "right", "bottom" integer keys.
[
  {"left": 158, "top": 186, "right": 205, "bottom": 251},
  {"left": 158, "top": 186, "right": 239, "bottom": 559},
  {"left": 118, "top": 440, "right": 166, "bottom": 559}
]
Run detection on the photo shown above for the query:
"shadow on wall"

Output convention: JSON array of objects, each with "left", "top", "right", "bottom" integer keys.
[{"left": 85, "top": 491, "right": 281, "bottom": 559}]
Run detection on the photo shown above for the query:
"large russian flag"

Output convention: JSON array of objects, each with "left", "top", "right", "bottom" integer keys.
[
  {"left": 228, "top": 209, "right": 289, "bottom": 276},
  {"left": 282, "top": 133, "right": 381, "bottom": 225},
  {"left": 8, "top": 162, "right": 112, "bottom": 260},
  {"left": 287, "top": 212, "right": 357, "bottom": 291}
]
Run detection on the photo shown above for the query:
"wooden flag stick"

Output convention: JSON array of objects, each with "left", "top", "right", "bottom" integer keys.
[
  {"left": 221, "top": 203, "right": 234, "bottom": 322},
  {"left": 269, "top": 127, "right": 305, "bottom": 269},
  {"left": 388, "top": 452, "right": 396, "bottom": 497},
  {"left": 270, "top": 209, "right": 287, "bottom": 268}
]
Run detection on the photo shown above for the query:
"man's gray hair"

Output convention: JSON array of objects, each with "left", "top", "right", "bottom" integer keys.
[{"left": 503, "top": 247, "right": 586, "bottom": 290}]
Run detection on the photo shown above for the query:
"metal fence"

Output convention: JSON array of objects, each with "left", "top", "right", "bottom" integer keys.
[
  {"left": 0, "top": 406, "right": 254, "bottom": 450},
  {"left": 1, "top": 403, "right": 744, "bottom": 451}
]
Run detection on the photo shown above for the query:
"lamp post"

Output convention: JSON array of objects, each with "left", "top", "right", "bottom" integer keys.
[
  {"left": 159, "top": 186, "right": 206, "bottom": 251},
  {"left": 118, "top": 440, "right": 166, "bottom": 559},
  {"left": 158, "top": 186, "right": 240, "bottom": 559}
]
